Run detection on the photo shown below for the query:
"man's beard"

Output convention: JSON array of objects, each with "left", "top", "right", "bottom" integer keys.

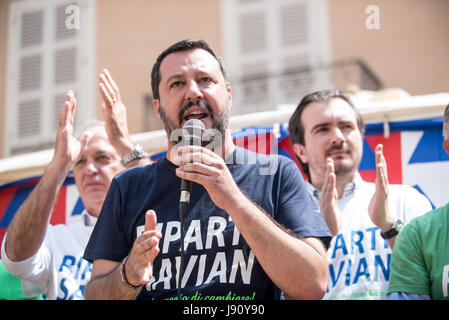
[
  {"left": 159, "top": 98, "right": 230, "bottom": 143},
  {"left": 325, "top": 143, "right": 358, "bottom": 177}
]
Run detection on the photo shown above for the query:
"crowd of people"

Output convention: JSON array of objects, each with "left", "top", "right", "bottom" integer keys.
[{"left": 1, "top": 39, "right": 448, "bottom": 300}]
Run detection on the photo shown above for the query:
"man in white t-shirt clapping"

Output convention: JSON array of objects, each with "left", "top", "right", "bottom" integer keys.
[
  {"left": 288, "top": 90, "right": 432, "bottom": 300},
  {"left": 1, "top": 70, "right": 151, "bottom": 299}
]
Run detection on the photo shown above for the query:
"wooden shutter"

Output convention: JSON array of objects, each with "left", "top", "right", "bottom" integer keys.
[
  {"left": 279, "top": 1, "right": 315, "bottom": 104},
  {"left": 16, "top": 9, "right": 44, "bottom": 146},
  {"left": 221, "top": 0, "right": 331, "bottom": 114},
  {"left": 6, "top": 0, "right": 95, "bottom": 155},
  {"left": 238, "top": 8, "right": 270, "bottom": 112}
]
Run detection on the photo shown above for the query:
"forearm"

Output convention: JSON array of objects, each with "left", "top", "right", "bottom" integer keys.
[
  {"left": 226, "top": 196, "right": 328, "bottom": 299},
  {"left": 85, "top": 260, "right": 141, "bottom": 300},
  {"left": 124, "top": 157, "right": 152, "bottom": 168},
  {"left": 320, "top": 209, "right": 340, "bottom": 236},
  {"left": 5, "top": 161, "right": 68, "bottom": 261}
]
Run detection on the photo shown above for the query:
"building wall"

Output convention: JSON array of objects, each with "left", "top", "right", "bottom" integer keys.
[
  {"left": 1, "top": 0, "right": 448, "bottom": 159},
  {"left": 96, "top": 0, "right": 221, "bottom": 134},
  {"left": 329, "top": 0, "right": 449, "bottom": 95},
  {"left": 0, "top": 0, "right": 14, "bottom": 159}
]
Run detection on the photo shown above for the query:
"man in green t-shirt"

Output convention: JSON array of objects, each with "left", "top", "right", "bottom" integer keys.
[{"left": 387, "top": 103, "right": 449, "bottom": 300}]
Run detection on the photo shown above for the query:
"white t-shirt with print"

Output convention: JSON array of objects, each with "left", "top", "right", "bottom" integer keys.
[
  {"left": 1, "top": 210, "right": 96, "bottom": 300},
  {"left": 306, "top": 174, "right": 432, "bottom": 300}
]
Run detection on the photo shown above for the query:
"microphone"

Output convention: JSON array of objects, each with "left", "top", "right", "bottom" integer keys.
[
  {"left": 178, "top": 119, "right": 205, "bottom": 298},
  {"left": 179, "top": 119, "right": 205, "bottom": 219}
]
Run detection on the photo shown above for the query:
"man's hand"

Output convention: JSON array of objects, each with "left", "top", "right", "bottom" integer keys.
[
  {"left": 174, "top": 145, "right": 244, "bottom": 211},
  {"left": 319, "top": 158, "right": 341, "bottom": 236},
  {"left": 4, "top": 90, "right": 81, "bottom": 262},
  {"left": 99, "top": 68, "right": 134, "bottom": 157},
  {"left": 368, "top": 144, "right": 394, "bottom": 232},
  {"left": 125, "top": 210, "right": 162, "bottom": 286},
  {"left": 52, "top": 90, "right": 82, "bottom": 171}
]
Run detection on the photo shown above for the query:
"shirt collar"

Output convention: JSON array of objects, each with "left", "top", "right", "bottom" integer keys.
[
  {"left": 82, "top": 210, "right": 98, "bottom": 227},
  {"left": 306, "top": 172, "right": 363, "bottom": 202}
]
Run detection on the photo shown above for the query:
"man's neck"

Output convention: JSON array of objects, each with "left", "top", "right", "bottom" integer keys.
[
  {"left": 311, "top": 171, "right": 357, "bottom": 199},
  {"left": 334, "top": 174, "right": 356, "bottom": 199}
]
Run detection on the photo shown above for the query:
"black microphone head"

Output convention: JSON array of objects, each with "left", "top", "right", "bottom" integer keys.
[{"left": 182, "top": 119, "right": 206, "bottom": 146}]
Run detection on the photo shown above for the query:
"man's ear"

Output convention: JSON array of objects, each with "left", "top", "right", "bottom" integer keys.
[
  {"left": 153, "top": 99, "right": 161, "bottom": 120},
  {"left": 444, "top": 139, "right": 449, "bottom": 156},
  {"left": 292, "top": 143, "right": 308, "bottom": 164},
  {"left": 227, "top": 85, "right": 232, "bottom": 107}
]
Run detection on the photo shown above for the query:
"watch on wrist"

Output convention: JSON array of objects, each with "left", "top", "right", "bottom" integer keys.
[
  {"left": 121, "top": 144, "right": 148, "bottom": 166},
  {"left": 380, "top": 219, "right": 404, "bottom": 240}
]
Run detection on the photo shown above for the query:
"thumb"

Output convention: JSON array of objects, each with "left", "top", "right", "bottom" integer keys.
[{"left": 145, "top": 210, "right": 157, "bottom": 232}]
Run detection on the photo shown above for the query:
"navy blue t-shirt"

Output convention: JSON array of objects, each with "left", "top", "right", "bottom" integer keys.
[{"left": 84, "top": 147, "right": 331, "bottom": 300}]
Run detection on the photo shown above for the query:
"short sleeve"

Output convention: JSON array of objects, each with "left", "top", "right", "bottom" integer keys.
[
  {"left": 83, "top": 178, "right": 130, "bottom": 263},
  {"left": 388, "top": 221, "right": 431, "bottom": 296},
  {"left": 276, "top": 160, "right": 332, "bottom": 248},
  {"left": 1, "top": 231, "right": 51, "bottom": 295}
]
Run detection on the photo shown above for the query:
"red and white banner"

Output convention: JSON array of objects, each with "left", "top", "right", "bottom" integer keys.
[{"left": 1, "top": 117, "right": 448, "bottom": 258}]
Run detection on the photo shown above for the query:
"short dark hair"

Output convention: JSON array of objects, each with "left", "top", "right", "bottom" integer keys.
[
  {"left": 288, "top": 90, "right": 365, "bottom": 179},
  {"left": 150, "top": 39, "right": 228, "bottom": 100}
]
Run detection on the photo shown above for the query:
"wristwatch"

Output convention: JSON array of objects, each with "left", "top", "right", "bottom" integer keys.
[
  {"left": 380, "top": 219, "right": 404, "bottom": 240},
  {"left": 121, "top": 144, "right": 148, "bottom": 166}
]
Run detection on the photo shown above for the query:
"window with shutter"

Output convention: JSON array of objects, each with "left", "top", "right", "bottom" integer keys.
[
  {"left": 221, "top": 0, "right": 331, "bottom": 115},
  {"left": 4, "top": 0, "right": 95, "bottom": 156}
]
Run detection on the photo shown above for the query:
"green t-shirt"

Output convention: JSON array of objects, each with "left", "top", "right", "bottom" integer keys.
[
  {"left": 388, "top": 203, "right": 449, "bottom": 299},
  {"left": 0, "top": 260, "right": 42, "bottom": 300}
]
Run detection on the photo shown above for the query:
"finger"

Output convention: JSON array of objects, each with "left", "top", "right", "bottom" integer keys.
[
  {"left": 100, "top": 73, "right": 116, "bottom": 101},
  {"left": 145, "top": 210, "right": 157, "bottom": 232},
  {"left": 141, "top": 268, "right": 151, "bottom": 284},
  {"left": 375, "top": 144, "right": 383, "bottom": 164},
  {"left": 177, "top": 162, "right": 222, "bottom": 177},
  {"left": 99, "top": 83, "right": 113, "bottom": 106},
  {"left": 60, "top": 91, "right": 75, "bottom": 127},
  {"left": 178, "top": 146, "right": 218, "bottom": 159},
  {"left": 103, "top": 68, "right": 120, "bottom": 94},
  {"left": 325, "top": 158, "right": 333, "bottom": 177},
  {"left": 178, "top": 150, "right": 218, "bottom": 166},
  {"left": 176, "top": 166, "right": 220, "bottom": 187},
  {"left": 329, "top": 171, "right": 336, "bottom": 198},
  {"left": 322, "top": 158, "right": 333, "bottom": 190},
  {"left": 375, "top": 144, "right": 389, "bottom": 182},
  {"left": 328, "top": 158, "right": 335, "bottom": 173},
  {"left": 142, "top": 252, "right": 159, "bottom": 283},
  {"left": 328, "top": 159, "right": 336, "bottom": 191},
  {"left": 176, "top": 167, "right": 206, "bottom": 185},
  {"left": 59, "top": 98, "right": 71, "bottom": 128},
  {"left": 68, "top": 91, "right": 77, "bottom": 126},
  {"left": 380, "top": 152, "right": 388, "bottom": 177},
  {"left": 141, "top": 244, "right": 160, "bottom": 284},
  {"left": 137, "top": 233, "right": 161, "bottom": 249}
]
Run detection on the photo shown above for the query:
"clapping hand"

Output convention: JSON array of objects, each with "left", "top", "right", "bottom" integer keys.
[
  {"left": 319, "top": 158, "right": 341, "bottom": 236},
  {"left": 368, "top": 144, "right": 394, "bottom": 232},
  {"left": 99, "top": 68, "right": 134, "bottom": 157},
  {"left": 52, "top": 90, "right": 83, "bottom": 171}
]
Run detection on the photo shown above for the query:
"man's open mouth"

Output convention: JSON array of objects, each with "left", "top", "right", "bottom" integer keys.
[
  {"left": 184, "top": 109, "right": 209, "bottom": 122},
  {"left": 181, "top": 104, "right": 212, "bottom": 124},
  {"left": 179, "top": 99, "right": 213, "bottom": 125}
]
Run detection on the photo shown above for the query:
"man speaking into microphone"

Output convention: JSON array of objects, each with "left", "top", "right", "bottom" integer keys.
[{"left": 83, "top": 39, "right": 332, "bottom": 300}]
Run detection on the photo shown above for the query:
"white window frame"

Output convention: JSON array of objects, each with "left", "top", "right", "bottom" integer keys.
[
  {"left": 4, "top": 0, "right": 96, "bottom": 156},
  {"left": 220, "top": 0, "right": 332, "bottom": 115}
]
